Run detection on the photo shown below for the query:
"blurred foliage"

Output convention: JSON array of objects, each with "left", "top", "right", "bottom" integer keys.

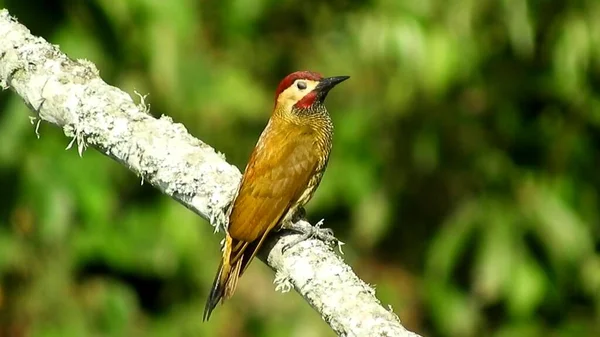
[{"left": 0, "top": 0, "right": 599, "bottom": 336}]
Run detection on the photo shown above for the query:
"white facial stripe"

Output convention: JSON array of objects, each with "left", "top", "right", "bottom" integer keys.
[{"left": 277, "top": 79, "right": 320, "bottom": 108}]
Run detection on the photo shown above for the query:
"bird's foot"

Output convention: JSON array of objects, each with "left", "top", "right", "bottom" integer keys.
[{"left": 281, "top": 219, "right": 338, "bottom": 253}]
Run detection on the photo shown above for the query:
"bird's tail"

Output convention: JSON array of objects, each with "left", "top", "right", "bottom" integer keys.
[{"left": 203, "top": 234, "right": 252, "bottom": 321}]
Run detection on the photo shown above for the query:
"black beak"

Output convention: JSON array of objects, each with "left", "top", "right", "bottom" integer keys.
[
  {"left": 314, "top": 76, "right": 350, "bottom": 103},
  {"left": 316, "top": 76, "right": 350, "bottom": 93}
]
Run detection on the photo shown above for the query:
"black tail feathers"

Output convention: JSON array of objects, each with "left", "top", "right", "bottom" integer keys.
[
  {"left": 203, "top": 262, "right": 225, "bottom": 321},
  {"left": 203, "top": 238, "right": 255, "bottom": 321}
]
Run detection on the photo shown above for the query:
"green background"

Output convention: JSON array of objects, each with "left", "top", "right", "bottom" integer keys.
[{"left": 1, "top": 0, "right": 599, "bottom": 336}]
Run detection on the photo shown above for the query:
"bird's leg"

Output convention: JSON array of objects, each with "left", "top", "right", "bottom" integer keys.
[
  {"left": 281, "top": 207, "right": 337, "bottom": 253},
  {"left": 291, "top": 206, "right": 306, "bottom": 223}
]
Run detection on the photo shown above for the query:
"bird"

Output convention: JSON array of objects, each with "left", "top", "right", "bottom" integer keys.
[{"left": 203, "top": 70, "right": 349, "bottom": 321}]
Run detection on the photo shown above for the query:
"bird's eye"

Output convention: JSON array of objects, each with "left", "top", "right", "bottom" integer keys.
[{"left": 297, "top": 81, "right": 307, "bottom": 90}]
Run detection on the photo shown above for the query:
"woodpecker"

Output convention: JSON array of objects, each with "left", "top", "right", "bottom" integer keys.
[{"left": 203, "top": 71, "right": 349, "bottom": 320}]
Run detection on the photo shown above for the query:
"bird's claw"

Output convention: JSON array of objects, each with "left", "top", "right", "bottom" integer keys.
[{"left": 281, "top": 219, "right": 338, "bottom": 253}]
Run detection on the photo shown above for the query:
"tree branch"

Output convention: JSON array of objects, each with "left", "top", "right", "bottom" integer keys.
[{"left": 0, "top": 9, "right": 420, "bottom": 337}]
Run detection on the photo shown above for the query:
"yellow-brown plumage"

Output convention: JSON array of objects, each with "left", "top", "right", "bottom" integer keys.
[{"left": 203, "top": 71, "right": 349, "bottom": 321}]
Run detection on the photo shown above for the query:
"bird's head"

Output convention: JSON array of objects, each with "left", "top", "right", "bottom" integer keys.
[{"left": 274, "top": 71, "right": 349, "bottom": 113}]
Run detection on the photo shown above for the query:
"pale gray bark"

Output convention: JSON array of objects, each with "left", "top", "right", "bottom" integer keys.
[{"left": 0, "top": 9, "right": 421, "bottom": 337}]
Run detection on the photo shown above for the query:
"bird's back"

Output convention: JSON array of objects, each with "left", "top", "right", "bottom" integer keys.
[{"left": 228, "top": 116, "right": 330, "bottom": 243}]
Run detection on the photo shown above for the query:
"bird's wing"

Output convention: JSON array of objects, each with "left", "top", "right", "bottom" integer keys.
[
  {"left": 227, "top": 120, "right": 319, "bottom": 243},
  {"left": 203, "top": 121, "right": 320, "bottom": 318}
]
